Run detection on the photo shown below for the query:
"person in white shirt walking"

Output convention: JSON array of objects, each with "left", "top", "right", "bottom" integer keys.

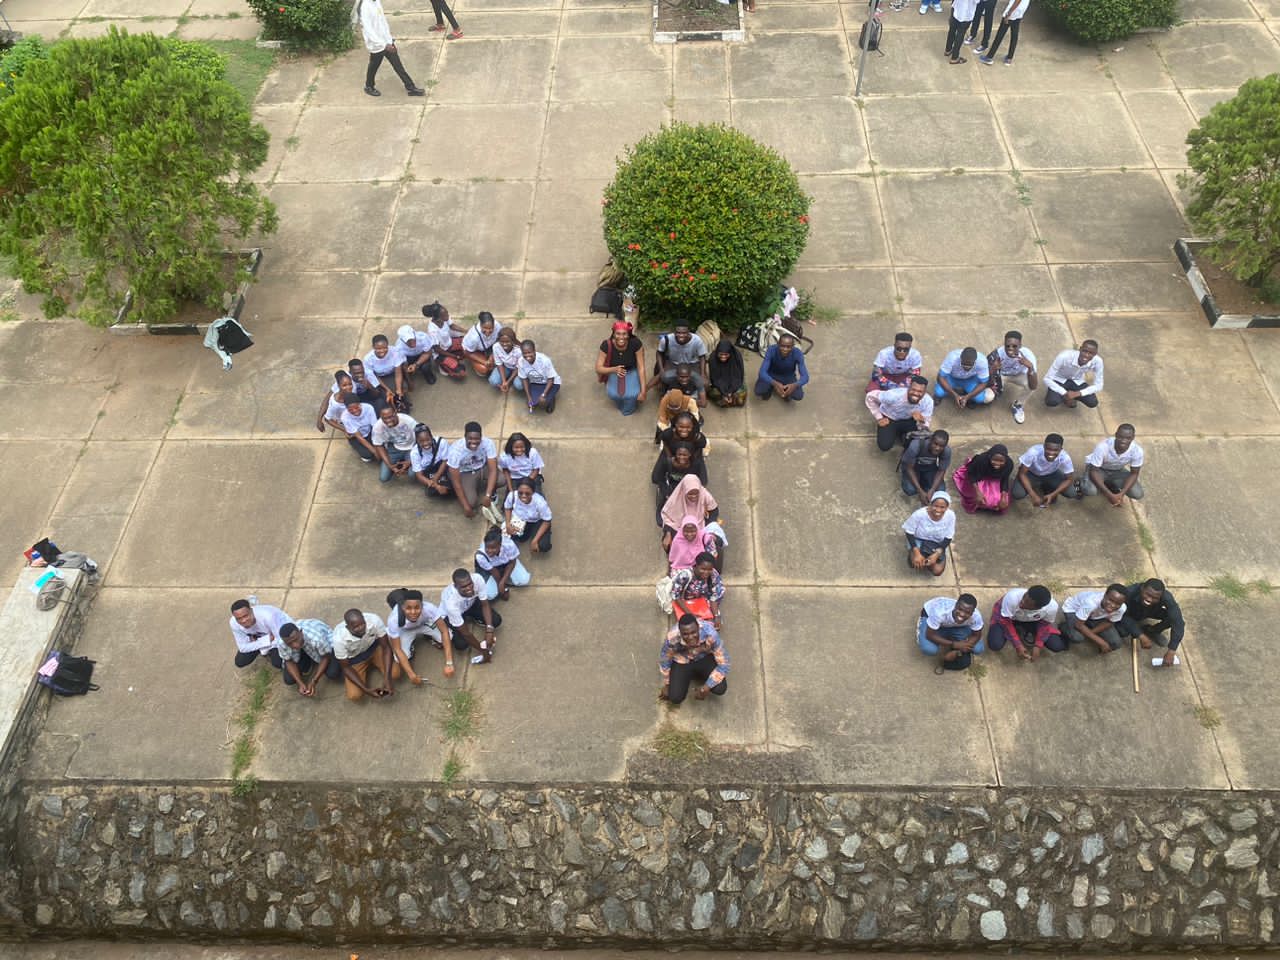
[
  {"left": 427, "top": 0, "right": 463, "bottom": 39},
  {"left": 945, "top": 0, "right": 978, "bottom": 63},
  {"left": 1060, "top": 585, "right": 1127, "bottom": 653},
  {"left": 1012, "top": 433, "right": 1078, "bottom": 506},
  {"left": 986, "top": 330, "right": 1038, "bottom": 423},
  {"left": 357, "top": 0, "right": 426, "bottom": 97},
  {"left": 1082, "top": 424, "right": 1145, "bottom": 503},
  {"left": 1044, "top": 340, "right": 1104, "bottom": 409},
  {"left": 979, "top": 0, "right": 1030, "bottom": 65}
]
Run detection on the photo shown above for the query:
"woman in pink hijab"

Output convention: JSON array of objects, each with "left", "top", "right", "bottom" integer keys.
[
  {"left": 668, "top": 516, "right": 723, "bottom": 573},
  {"left": 659, "top": 475, "right": 719, "bottom": 550}
]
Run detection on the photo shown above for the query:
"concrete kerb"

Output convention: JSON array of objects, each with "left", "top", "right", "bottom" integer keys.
[{"left": 1173, "top": 238, "right": 1280, "bottom": 329}]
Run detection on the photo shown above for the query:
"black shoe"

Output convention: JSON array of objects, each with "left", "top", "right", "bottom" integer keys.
[
  {"left": 406, "top": 85, "right": 426, "bottom": 96},
  {"left": 364, "top": 85, "right": 381, "bottom": 97},
  {"left": 422, "top": 365, "right": 437, "bottom": 385},
  {"left": 545, "top": 394, "right": 556, "bottom": 414}
]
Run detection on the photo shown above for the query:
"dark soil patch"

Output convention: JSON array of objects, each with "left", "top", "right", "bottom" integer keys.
[
  {"left": 626, "top": 744, "right": 817, "bottom": 783},
  {"left": 1197, "top": 249, "right": 1280, "bottom": 318},
  {"left": 655, "top": 0, "right": 740, "bottom": 34}
]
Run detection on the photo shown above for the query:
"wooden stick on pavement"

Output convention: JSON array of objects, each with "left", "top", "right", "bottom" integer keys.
[{"left": 1131, "top": 636, "right": 1141, "bottom": 693}]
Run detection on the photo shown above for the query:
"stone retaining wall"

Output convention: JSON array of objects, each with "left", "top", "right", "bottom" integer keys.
[{"left": 13, "top": 783, "right": 1280, "bottom": 947}]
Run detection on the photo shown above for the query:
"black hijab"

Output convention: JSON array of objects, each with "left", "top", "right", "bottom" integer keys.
[
  {"left": 709, "top": 338, "right": 745, "bottom": 394},
  {"left": 967, "top": 444, "right": 1014, "bottom": 487}
]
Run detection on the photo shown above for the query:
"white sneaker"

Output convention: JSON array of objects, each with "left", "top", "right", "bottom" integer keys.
[
  {"left": 919, "top": 3, "right": 928, "bottom": 12},
  {"left": 1011, "top": 401, "right": 1025, "bottom": 424}
]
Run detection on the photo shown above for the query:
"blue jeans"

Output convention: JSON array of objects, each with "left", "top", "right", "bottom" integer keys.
[
  {"left": 489, "top": 367, "right": 524, "bottom": 392},
  {"left": 917, "top": 619, "right": 986, "bottom": 655},
  {"left": 755, "top": 375, "right": 805, "bottom": 400},
  {"left": 482, "top": 559, "right": 531, "bottom": 599},
  {"left": 380, "top": 446, "right": 410, "bottom": 482},
  {"left": 935, "top": 372, "right": 993, "bottom": 405},
  {"left": 900, "top": 464, "right": 942, "bottom": 496},
  {"left": 606, "top": 369, "right": 641, "bottom": 415}
]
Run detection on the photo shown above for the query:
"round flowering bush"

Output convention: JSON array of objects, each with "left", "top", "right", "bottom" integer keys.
[
  {"left": 247, "top": 0, "right": 353, "bottom": 52},
  {"left": 602, "top": 122, "right": 811, "bottom": 330}
]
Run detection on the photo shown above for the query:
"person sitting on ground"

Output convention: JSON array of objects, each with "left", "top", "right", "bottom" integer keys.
[
  {"left": 649, "top": 322, "right": 709, "bottom": 401},
  {"left": 935, "top": 346, "right": 994, "bottom": 409},
  {"left": 1082, "top": 423, "right": 1144, "bottom": 504},
  {"left": 659, "top": 613, "right": 729, "bottom": 706},
  {"left": 364, "top": 333, "right": 407, "bottom": 400},
  {"left": 900, "top": 429, "right": 951, "bottom": 504},
  {"left": 1013, "top": 433, "right": 1077, "bottom": 507},
  {"left": 868, "top": 332, "right": 923, "bottom": 393},
  {"left": 916, "top": 593, "right": 985, "bottom": 666},
  {"left": 411, "top": 424, "right": 453, "bottom": 498},
  {"left": 596, "top": 320, "right": 646, "bottom": 416},
  {"left": 337, "top": 394, "right": 380, "bottom": 464},
  {"left": 1044, "top": 339, "right": 1104, "bottom": 409},
  {"left": 867, "top": 376, "right": 934, "bottom": 452},
  {"left": 387, "top": 588, "right": 455, "bottom": 681},
  {"left": 659, "top": 473, "right": 720, "bottom": 551},
  {"left": 1061, "top": 585, "right": 1127, "bottom": 654},
  {"left": 475, "top": 525, "right": 531, "bottom": 602},
  {"left": 902, "top": 490, "right": 956, "bottom": 577},
  {"left": 517, "top": 339, "right": 561, "bottom": 414},
  {"left": 489, "top": 327, "right": 523, "bottom": 396},
  {"left": 229, "top": 598, "right": 291, "bottom": 670},
  {"left": 986, "top": 585, "right": 1064, "bottom": 660},
  {"left": 372, "top": 405, "right": 418, "bottom": 483},
  {"left": 317, "top": 371, "right": 356, "bottom": 434},
  {"left": 658, "top": 411, "right": 710, "bottom": 482},
  {"left": 422, "top": 301, "right": 469, "bottom": 381},
  {"left": 656, "top": 389, "right": 702, "bottom": 446},
  {"left": 668, "top": 515, "right": 726, "bottom": 575},
  {"left": 653, "top": 445, "right": 705, "bottom": 528},
  {"left": 986, "top": 330, "right": 1037, "bottom": 424},
  {"left": 440, "top": 568, "right": 502, "bottom": 665},
  {"left": 755, "top": 334, "right": 810, "bottom": 402},
  {"left": 461, "top": 311, "right": 503, "bottom": 379},
  {"left": 397, "top": 323, "right": 437, "bottom": 387},
  {"left": 347, "top": 358, "right": 390, "bottom": 411},
  {"left": 671, "top": 552, "right": 725, "bottom": 628},
  {"left": 662, "top": 363, "right": 705, "bottom": 407},
  {"left": 708, "top": 338, "right": 748, "bottom": 408},
  {"left": 499, "top": 432, "right": 545, "bottom": 494},
  {"left": 1119, "top": 578, "right": 1184, "bottom": 668},
  {"left": 332, "top": 609, "right": 400, "bottom": 702},
  {"left": 953, "top": 443, "right": 1015, "bottom": 514},
  {"left": 275, "top": 620, "right": 342, "bottom": 696},
  {"left": 447, "top": 421, "right": 504, "bottom": 519},
  {"left": 504, "top": 479, "right": 553, "bottom": 554}
]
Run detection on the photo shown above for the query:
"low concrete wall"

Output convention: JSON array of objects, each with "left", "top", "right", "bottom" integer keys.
[{"left": 13, "top": 783, "right": 1280, "bottom": 947}]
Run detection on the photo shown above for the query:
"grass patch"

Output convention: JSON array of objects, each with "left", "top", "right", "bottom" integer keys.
[
  {"left": 167, "top": 390, "right": 185, "bottom": 428},
  {"left": 1209, "top": 573, "right": 1251, "bottom": 601},
  {"left": 1193, "top": 704, "right": 1222, "bottom": 730},
  {"left": 1011, "top": 167, "right": 1032, "bottom": 207},
  {"left": 967, "top": 660, "right": 988, "bottom": 682},
  {"left": 1040, "top": 578, "right": 1066, "bottom": 599},
  {"left": 229, "top": 668, "right": 273, "bottom": 790},
  {"left": 203, "top": 39, "right": 279, "bottom": 106},
  {"left": 441, "top": 751, "right": 464, "bottom": 785},
  {"left": 1136, "top": 521, "right": 1155, "bottom": 553},
  {"left": 441, "top": 689, "right": 481, "bottom": 742},
  {"left": 231, "top": 774, "right": 258, "bottom": 797},
  {"left": 653, "top": 723, "right": 710, "bottom": 762},
  {"left": 1252, "top": 580, "right": 1276, "bottom": 596}
]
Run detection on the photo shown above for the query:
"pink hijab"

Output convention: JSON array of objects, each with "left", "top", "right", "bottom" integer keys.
[
  {"left": 660, "top": 475, "right": 718, "bottom": 532},
  {"left": 668, "top": 515, "right": 707, "bottom": 571}
]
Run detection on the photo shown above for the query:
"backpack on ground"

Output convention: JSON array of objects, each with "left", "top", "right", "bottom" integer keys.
[
  {"left": 37, "top": 650, "right": 99, "bottom": 696},
  {"left": 695, "top": 320, "right": 721, "bottom": 349},
  {"left": 735, "top": 322, "right": 763, "bottom": 354},
  {"left": 589, "top": 286, "right": 624, "bottom": 320},
  {"left": 858, "top": 18, "right": 883, "bottom": 52}
]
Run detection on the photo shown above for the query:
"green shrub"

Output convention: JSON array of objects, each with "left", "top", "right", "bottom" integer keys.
[
  {"left": 247, "top": 0, "right": 354, "bottom": 52},
  {"left": 165, "top": 37, "right": 230, "bottom": 85},
  {"left": 1181, "top": 74, "right": 1280, "bottom": 288},
  {"left": 602, "top": 122, "right": 810, "bottom": 330},
  {"left": 0, "top": 36, "right": 50, "bottom": 100},
  {"left": 1046, "top": 0, "right": 1177, "bottom": 43},
  {"left": 0, "top": 28, "right": 278, "bottom": 325}
]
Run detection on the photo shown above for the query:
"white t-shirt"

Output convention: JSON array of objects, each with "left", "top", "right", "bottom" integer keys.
[
  {"left": 461, "top": 322, "right": 503, "bottom": 354},
  {"left": 870, "top": 388, "right": 934, "bottom": 423},
  {"left": 492, "top": 341, "right": 521, "bottom": 371},
  {"left": 1045, "top": 349, "right": 1104, "bottom": 395},
  {"left": 363, "top": 346, "right": 405, "bottom": 379},
  {"left": 424, "top": 322, "right": 455, "bottom": 351},
  {"left": 902, "top": 507, "right": 956, "bottom": 543},
  {"left": 331, "top": 612, "right": 388, "bottom": 660},
  {"left": 339, "top": 403, "right": 378, "bottom": 438},
  {"left": 498, "top": 448, "right": 545, "bottom": 478},
  {"left": 386, "top": 601, "right": 446, "bottom": 639},
  {"left": 504, "top": 491, "right": 553, "bottom": 523},
  {"left": 517, "top": 353, "right": 561, "bottom": 385},
  {"left": 991, "top": 346, "right": 1037, "bottom": 378},
  {"left": 475, "top": 535, "right": 521, "bottom": 571},
  {"left": 440, "top": 575, "right": 488, "bottom": 626},
  {"left": 939, "top": 349, "right": 990, "bottom": 381},
  {"left": 873, "top": 345, "right": 923, "bottom": 376},
  {"left": 1018, "top": 444, "right": 1075, "bottom": 476},
  {"left": 323, "top": 393, "right": 347, "bottom": 423},
  {"left": 446, "top": 437, "right": 497, "bottom": 473},
  {"left": 1086, "top": 438, "right": 1144, "bottom": 471},
  {"left": 371, "top": 413, "right": 418, "bottom": 451},
  {"left": 228, "top": 604, "right": 292, "bottom": 654},
  {"left": 397, "top": 329, "right": 432, "bottom": 361},
  {"left": 923, "top": 596, "right": 985, "bottom": 632},
  {"left": 1062, "top": 590, "right": 1126, "bottom": 623},
  {"left": 998, "top": 589, "right": 1058, "bottom": 622},
  {"left": 410, "top": 438, "right": 450, "bottom": 474}
]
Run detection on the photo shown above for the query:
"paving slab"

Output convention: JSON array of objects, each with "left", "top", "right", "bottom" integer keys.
[
  {"left": 1098, "top": 38, "right": 1175, "bottom": 90},
  {"left": 264, "top": 183, "right": 394, "bottom": 272},
  {"left": 994, "top": 93, "right": 1151, "bottom": 169},
  {"left": 973, "top": 31, "right": 1116, "bottom": 93},
  {"left": 413, "top": 103, "right": 546, "bottom": 180},
  {"left": 864, "top": 95, "right": 1007, "bottom": 171},
  {"left": 66, "top": 18, "right": 180, "bottom": 38},
  {"left": 731, "top": 98, "right": 869, "bottom": 175},
  {"left": 78, "top": 0, "right": 185, "bottom": 15},
  {"left": 391, "top": 11, "right": 561, "bottom": 36},
  {"left": 1243, "top": 328, "right": 1280, "bottom": 413},
  {"left": 753, "top": 1, "right": 844, "bottom": 30},
  {"left": 673, "top": 99, "right": 733, "bottom": 125},
  {"left": 1180, "top": 0, "right": 1259, "bottom": 17},
  {"left": 1122, "top": 90, "right": 1200, "bottom": 168},
  {"left": 560, "top": 7, "right": 650, "bottom": 33},
  {"left": 1181, "top": 592, "right": 1280, "bottom": 790},
  {"left": 1027, "top": 171, "right": 1187, "bottom": 262},
  {"left": 1155, "top": 21, "right": 1280, "bottom": 88},
  {"left": 852, "top": 28, "right": 984, "bottom": 95},
  {"left": 1072, "top": 312, "right": 1278, "bottom": 436},
  {"left": 276, "top": 105, "right": 421, "bottom": 183},
  {"left": 246, "top": 270, "right": 375, "bottom": 320},
  {"left": 540, "top": 102, "right": 668, "bottom": 182},
  {"left": 896, "top": 265, "right": 1061, "bottom": 315},
  {"left": 430, "top": 38, "right": 557, "bottom": 103},
  {"left": 0, "top": 19, "right": 69, "bottom": 37},
  {"left": 466, "top": 589, "right": 671, "bottom": 782},
  {"left": 111, "top": 441, "right": 322, "bottom": 587},
  {"left": 308, "top": 44, "right": 439, "bottom": 106},
  {"left": 1139, "top": 437, "right": 1280, "bottom": 585},
  {"left": 552, "top": 36, "right": 671, "bottom": 102},
  {"left": 1052, "top": 263, "right": 1197, "bottom": 313},
  {"left": 761, "top": 587, "right": 996, "bottom": 785},
  {"left": 880, "top": 172, "right": 1041, "bottom": 265},
  {"left": 384, "top": 181, "right": 535, "bottom": 272},
  {"left": 174, "top": 15, "right": 261, "bottom": 40},
  {"left": 674, "top": 44, "right": 728, "bottom": 98},
  {"left": 91, "top": 337, "right": 204, "bottom": 440},
  {"left": 51, "top": 440, "right": 158, "bottom": 519},
  {"left": 3, "top": 0, "right": 87, "bottom": 16},
  {"left": 186, "top": 0, "right": 251, "bottom": 14},
  {"left": 1182, "top": 87, "right": 1241, "bottom": 119},
  {"left": 370, "top": 271, "right": 524, "bottom": 319},
  {"left": 0, "top": 442, "right": 83, "bottom": 585},
  {"left": 519, "top": 273, "right": 599, "bottom": 317},
  {"left": 256, "top": 58, "right": 321, "bottom": 107},
  {"left": 525, "top": 178, "right": 612, "bottom": 273},
  {"left": 729, "top": 32, "right": 854, "bottom": 99},
  {"left": 246, "top": 102, "right": 301, "bottom": 184},
  {"left": 786, "top": 267, "right": 897, "bottom": 314},
  {"left": 32, "top": 588, "right": 272, "bottom": 781},
  {"left": 980, "top": 624, "right": 1229, "bottom": 789},
  {"left": 795, "top": 175, "right": 889, "bottom": 267}
]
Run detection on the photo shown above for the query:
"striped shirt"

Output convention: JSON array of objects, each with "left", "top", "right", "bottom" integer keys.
[
  {"left": 274, "top": 618, "right": 335, "bottom": 664},
  {"left": 660, "top": 621, "right": 729, "bottom": 688}
]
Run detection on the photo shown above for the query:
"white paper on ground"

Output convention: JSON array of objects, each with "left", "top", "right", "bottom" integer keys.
[{"left": 1151, "top": 655, "right": 1181, "bottom": 666}]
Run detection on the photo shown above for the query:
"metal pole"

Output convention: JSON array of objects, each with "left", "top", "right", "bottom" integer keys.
[{"left": 854, "top": 0, "right": 878, "bottom": 97}]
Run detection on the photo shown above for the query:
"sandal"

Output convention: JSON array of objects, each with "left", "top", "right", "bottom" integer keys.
[{"left": 429, "top": 23, "right": 447, "bottom": 31}]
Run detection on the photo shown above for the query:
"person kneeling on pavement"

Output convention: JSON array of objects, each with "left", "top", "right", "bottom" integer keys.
[
  {"left": 276, "top": 620, "right": 343, "bottom": 696},
  {"left": 659, "top": 613, "right": 729, "bottom": 706}
]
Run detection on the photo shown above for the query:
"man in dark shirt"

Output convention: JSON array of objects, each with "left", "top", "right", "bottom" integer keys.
[
  {"left": 1119, "top": 579, "right": 1185, "bottom": 667},
  {"left": 900, "top": 429, "right": 951, "bottom": 504}
]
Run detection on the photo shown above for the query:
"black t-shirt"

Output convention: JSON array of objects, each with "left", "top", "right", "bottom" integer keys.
[{"left": 599, "top": 336, "right": 642, "bottom": 371}]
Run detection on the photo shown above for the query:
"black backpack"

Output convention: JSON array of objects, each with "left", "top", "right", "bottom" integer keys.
[
  {"left": 736, "top": 322, "right": 763, "bottom": 354},
  {"left": 217, "top": 318, "right": 254, "bottom": 355},
  {"left": 858, "top": 18, "right": 882, "bottom": 52},
  {"left": 589, "top": 286, "right": 623, "bottom": 320},
  {"left": 37, "top": 651, "right": 98, "bottom": 696}
]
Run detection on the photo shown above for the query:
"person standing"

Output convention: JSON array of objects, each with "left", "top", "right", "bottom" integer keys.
[
  {"left": 1082, "top": 424, "right": 1144, "bottom": 504},
  {"left": 1044, "top": 340, "right": 1104, "bottom": 409},
  {"left": 358, "top": 0, "right": 426, "bottom": 97},
  {"left": 1012, "top": 433, "right": 1077, "bottom": 506},
  {"left": 946, "top": 0, "right": 978, "bottom": 63},
  {"left": 986, "top": 330, "right": 1038, "bottom": 423},
  {"left": 1119, "top": 579, "right": 1185, "bottom": 667},
  {"left": 866, "top": 376, "right": 934, "bottom": 452},
  {"left": 900, "top": 429, "right": 952, "bottom": 504},
  {"left": 659, "top": 614, "right": 729, "bottom": 706},
  {"left": 979, "top": 0, "right": 1031, "bottom": 65},
  {"left": 966, "top": 0, "right": 996, "bottom": 50},
  {"left": 428, "top": 0, "right": 463, "bottom": 39},
  {"left": 1060, "top": 585, "right": 1128, "bottom": 654}
]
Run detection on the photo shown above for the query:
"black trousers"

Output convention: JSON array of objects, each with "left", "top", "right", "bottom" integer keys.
[
  {"left": 513, "top": 521, "right": 552, "bottom": 553},
  {"left": 461, "top": 602, "right": 503, "bottom": 630},
  {"left": 668, "top": 654, "right": 728, "bottom": 705},
  {"left": 431, "top": 0, "right": 460, "bottom": 29},
  {"left": 235, "top": 648, "right": 283, "bottom": 669},
  {"left": 968, "top": 0, "right": 995, "bottom": 43},
  {"left": 366, "top": 48, "right": 415, "bottom": 90},
  {"left": 945, "top": 15, "right": 972, "bottom": 58},
  {"left": 281, "top": 652, "right": 343, "bottom": 685},
  {"left": 1044, "top": 379, "right": 1098, "bottom": 408},
  {"left": 987, "top": 18, "right": 1021, "bottom": 58},
  {"left": 877, "top": 418, "right": 919, "bottom": 452}
]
